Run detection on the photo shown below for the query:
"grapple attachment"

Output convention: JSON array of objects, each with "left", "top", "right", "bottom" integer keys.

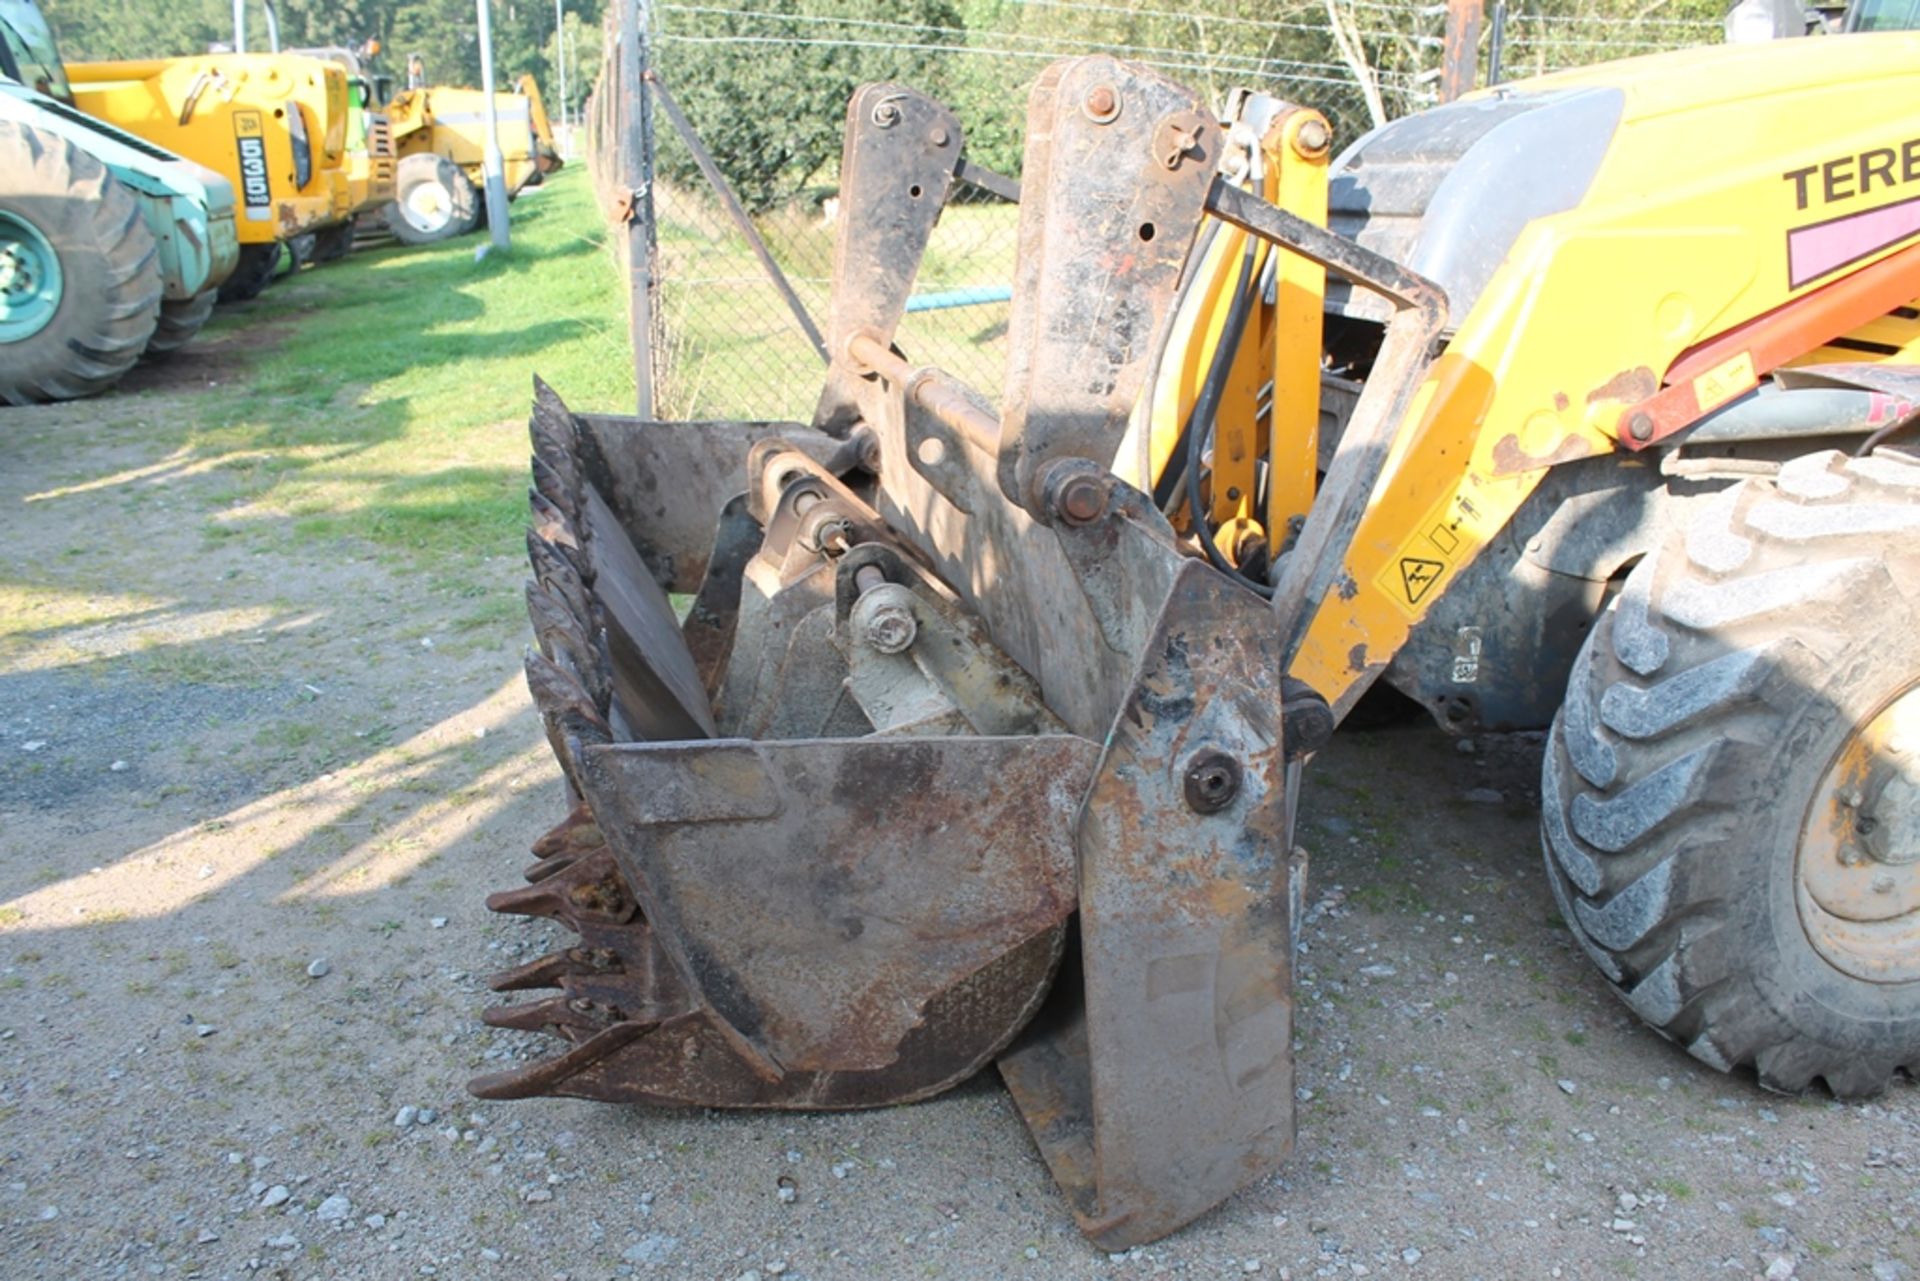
[{"left": 476, "top": 57, "right": 1355, "bottom": 1248}]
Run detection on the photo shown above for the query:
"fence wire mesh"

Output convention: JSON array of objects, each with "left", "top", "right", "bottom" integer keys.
[{"left": 596, "top": 0, "right": 1723, "bottom": 424}]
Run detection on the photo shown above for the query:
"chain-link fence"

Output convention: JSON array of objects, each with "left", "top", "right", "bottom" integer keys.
[{"left": 592, "top": 0, "right": 1723, "bottom": 424}]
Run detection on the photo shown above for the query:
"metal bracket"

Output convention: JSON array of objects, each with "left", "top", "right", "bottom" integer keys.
[
  {"left": 995, "top": 57, "right": 1222, "bottom": 515},
  {"left": 812, "top": 84, "right": 967, "bottom": 436},
  {"left": 999, "top": 560, "right": 1295, "bottom": 1250}
]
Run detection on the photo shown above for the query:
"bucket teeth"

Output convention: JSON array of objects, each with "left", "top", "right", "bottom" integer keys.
[
  {"left": 486, "top": 949, "right": 580, "bottom": 992},
  {"left": 529, "top": 488, "right": 577, "bottom": 549},
  {"left": 484, "top": 847, "right": 636, "bottom": 929},
  {"left": 529, "top": 805, "right": 604, "bottom": 860},
  {"left": 524, "top": 652, "right": 612, "bottom": 751},
  {"left": 482, "top": 992, "right": 624, "bottom": 1036},
  {"left": 530, "top": 452, "right": 577, "bottom": 523},
  {"left": 529, "top": 378, "right": 584, "bottom": 487}
]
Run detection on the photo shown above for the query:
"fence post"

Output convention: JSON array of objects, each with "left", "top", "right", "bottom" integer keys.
[
  {"left": 620, "top": 0, "right": 658, "bottom": 418},
  {"left": 1440, "top": 0, "right": 1484, "bottom": 104}
]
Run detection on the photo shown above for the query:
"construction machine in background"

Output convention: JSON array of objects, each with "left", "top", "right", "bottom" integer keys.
[
  {"left": 384, "top": 72, "right": 561, "bottom": 245},
  {"left": 480, "top": 34, "right": 1920, "bottom": 1249},
  {"left": 285, "top": 45, "right": 395, "bottom": 264},
  {"left": 0, "top": 0, "right": 237, "bottom": 402},
  {"left": 64, "top": 50, "right": 352, "bottom": 301}
]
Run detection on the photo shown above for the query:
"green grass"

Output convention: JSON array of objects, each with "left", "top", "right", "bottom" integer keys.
[
  {"left": 177, "top": 168, "right": 633, "bottom": 573},
  {"left": 653, "top": 183, "right": 1017, "bottom": 421}
]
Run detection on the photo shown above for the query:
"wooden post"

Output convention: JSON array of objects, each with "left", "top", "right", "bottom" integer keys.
[{"left": 1440, "top": 0, "right": 1484, "bottom": 104}]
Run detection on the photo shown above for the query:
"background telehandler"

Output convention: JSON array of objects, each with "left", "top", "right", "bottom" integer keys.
[
  {"left": 383, "top": 69, "right": 561, "bottom": 245},
  {"left": 0, "top": 0, "right": 237, "bottom": 403},
  {"left": 64, "top": 47, "right": 353, "bottom": 301},
  {"left": 481, "top": 30, "right": 1920, "bottom": 1252}
]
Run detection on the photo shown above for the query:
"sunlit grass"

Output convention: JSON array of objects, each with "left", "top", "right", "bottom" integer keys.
[{"left": 174, "top": 167, "right": 633, "bottom": 570}]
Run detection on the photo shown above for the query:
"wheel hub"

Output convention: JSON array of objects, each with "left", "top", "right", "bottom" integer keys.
[
  {"left": 1798, "top": 682, "right": 1920, "bottom": 982},
  {"left": 0, "top": 211, "right": 63, "bottom": 343},
  {"left": 403, "top": 183, "right": 453, "bottom": 233}
]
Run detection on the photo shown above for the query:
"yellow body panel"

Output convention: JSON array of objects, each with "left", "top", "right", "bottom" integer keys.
[
  {"left": 67, "top": 54, "right": 352, "bottom": 245},
  {"left": 386, "top": 75, "right": 562, "bottom": 197},
  {"left": 1280, "top": 34, "right": 1920, "bottom": 712}
]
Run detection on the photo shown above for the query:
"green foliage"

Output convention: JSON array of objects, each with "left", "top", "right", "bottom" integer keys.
[{"left": 653, "top": 0, "right": 965, "bottom": 213}]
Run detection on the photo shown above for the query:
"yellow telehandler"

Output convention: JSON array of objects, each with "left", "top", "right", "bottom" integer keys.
[
  {"left": 384, "top": 71, "right": 561, "bottom": 245},
  {"left": 479, "top": 32, "right": 1920, "bottom": 1251},
  {"left": 64, "top": 51, "right": 353, "bottom": 300}
]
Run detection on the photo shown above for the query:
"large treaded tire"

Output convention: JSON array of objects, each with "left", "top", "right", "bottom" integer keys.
[
  {"left": 0, "top": 121, "right": 161, "bottom": 405},
  {"left": 143, "top": 290, "right": 217, "bottom": 360},
  {"left": 217, "top": 242, "right": 281, "bottom": 304},
  {"left": 1544, "top": 448, "right": 1920, "bottom": 1098},
  {"left": 386, "top": 153, "right": 480, "bottom": 246}
]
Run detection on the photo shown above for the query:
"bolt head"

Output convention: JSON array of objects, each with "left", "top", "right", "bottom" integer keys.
[
  {"left": 1183, "top": 751, "right": 1243, "bottom": 814},
  {"left": 1056, "top": 475, "right": 1107, "bottom": 525},
  {"left": 1084, "top": 85, "right": 1119, "bottom": 123},
  {"left": 929, "top": 125, "right": 950, "bottom": 147},
  {"left": 1293, "top": 117, "right": 1332, "bottom": 157},
  {"left": 1627, "top": 412, "right": 1655, "bottom": 442},
  {"left": 862, "top": 602, "right": 918, "bottom": 655}
]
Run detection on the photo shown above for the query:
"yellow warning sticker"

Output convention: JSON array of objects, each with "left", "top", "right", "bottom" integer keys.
[
  {"left": 1372, "top": 483, "right": 1498, "bottom": 618},
  {"left": 1692, "top": 351, "right": 1757, "bottom": 414}
]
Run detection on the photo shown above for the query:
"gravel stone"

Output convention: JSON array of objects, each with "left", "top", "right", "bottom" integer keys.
[
  {"left": 259, "top": 1186, "right": 290, "bottom": 1209},
  {"left": 621, "top": 1234, "right": 677, "bottom": 1264},
  {"left": 315, "top": 1194, "right": 351, "bottom": 1222},
  {"left": 306, "top": 958, "right": 331, "bottom": 978},
  {"left": 394, "top": 1105, "right": 418, "bottom": 1127}
]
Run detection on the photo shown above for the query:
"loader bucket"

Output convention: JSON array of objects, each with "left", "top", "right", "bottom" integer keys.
[{"left": 476, "top": 60, "right": 1338, "bottom": 1249}]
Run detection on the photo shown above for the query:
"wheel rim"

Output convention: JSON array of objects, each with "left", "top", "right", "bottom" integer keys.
[
  {"left": 402, "top": 181, "right": 454, "bottom": 233},
  {"left": 0, "top": 211, "right": 63, "bottom": 343},
  {"left": 1798, "top": 681, "right": 1920, "bottom": 982}
]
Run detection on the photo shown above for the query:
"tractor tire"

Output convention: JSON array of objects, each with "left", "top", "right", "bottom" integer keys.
[
  {"left": 143, "top": 290, "right": 217, "bottom": 360},
  {"left": 1544, "top": 448, "right": 1920, "bottom": 1098},
  {"left": 217, "top": 242, "right": 281, "bottom": 303},
  {"left": 309, "top": 223, "right": 354, "bottom": 264},
  {"left": 387, "top": 154, "right": 480, "bottom": 245},
  {"left": 0, "top": 121, "right": 161, "bottom": 405}
]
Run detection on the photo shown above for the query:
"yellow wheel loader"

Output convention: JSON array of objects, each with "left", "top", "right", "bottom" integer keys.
[
  {"left": 64, "top": 51, "right": 352, "bottom": 300},
  {"left": 383, "top": 72, "right": 561, "bottom": 245},
  {"left": 480, "top": 33, "right": 1920, "bottom": 1249},
  {"left": 284, "top": 45, "right": 396, "bottom": 265}
]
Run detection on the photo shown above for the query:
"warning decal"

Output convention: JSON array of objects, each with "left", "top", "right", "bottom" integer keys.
[{"left": 1399, "top": 557, "right": 1444, "bottom": 605}]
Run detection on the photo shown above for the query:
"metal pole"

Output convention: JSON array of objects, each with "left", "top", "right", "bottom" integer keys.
[
  {"left": 1487, "top": 2, "right": 1507, "bottom": 86},
  {"left": 621, "top": 0, "right": 656, "bottom": 417},
  {"left": 476, "top": 0, "right": 512, "bottom": 250},
  {"left": 555, "top": 0, "right": 568, "bottom": 143},
  {"left": 262, "top": 0, "right": 280, "bottom": 52},
  {"left": 232, "top": 0, "right": 246, "bottom": 52},
  {"left": 1439, "top": 0, "right": 1484, "bottom": 104}
]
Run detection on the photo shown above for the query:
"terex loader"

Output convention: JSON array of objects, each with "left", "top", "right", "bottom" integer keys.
[{"left": 476, "top": 35, "right": 1920, "bottom": 1247}]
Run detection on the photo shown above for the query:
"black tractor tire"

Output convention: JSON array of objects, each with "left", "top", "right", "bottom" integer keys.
[
  {"left": 386, "top": 153, "right": 480, "bottom": 245},
  {"left": 309, "top": 223, "right": 354, "bottom": 264},
  {"left": 143, "top": 290, "right": 217, "bottom": 360},
  {"left": 0, "top": 121, "right": 162, "bottom": 405},
  {"left": 1544, "top": 448, "right": 1920, "bottom": 1098},
  {"left": 217, "top": 242, "right": 281, "bottom": 303}
]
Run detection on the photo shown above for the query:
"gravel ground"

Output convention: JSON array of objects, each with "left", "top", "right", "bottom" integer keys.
[{"left": 5, "top": 394, "right": 1920, "bottom": 1281}]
